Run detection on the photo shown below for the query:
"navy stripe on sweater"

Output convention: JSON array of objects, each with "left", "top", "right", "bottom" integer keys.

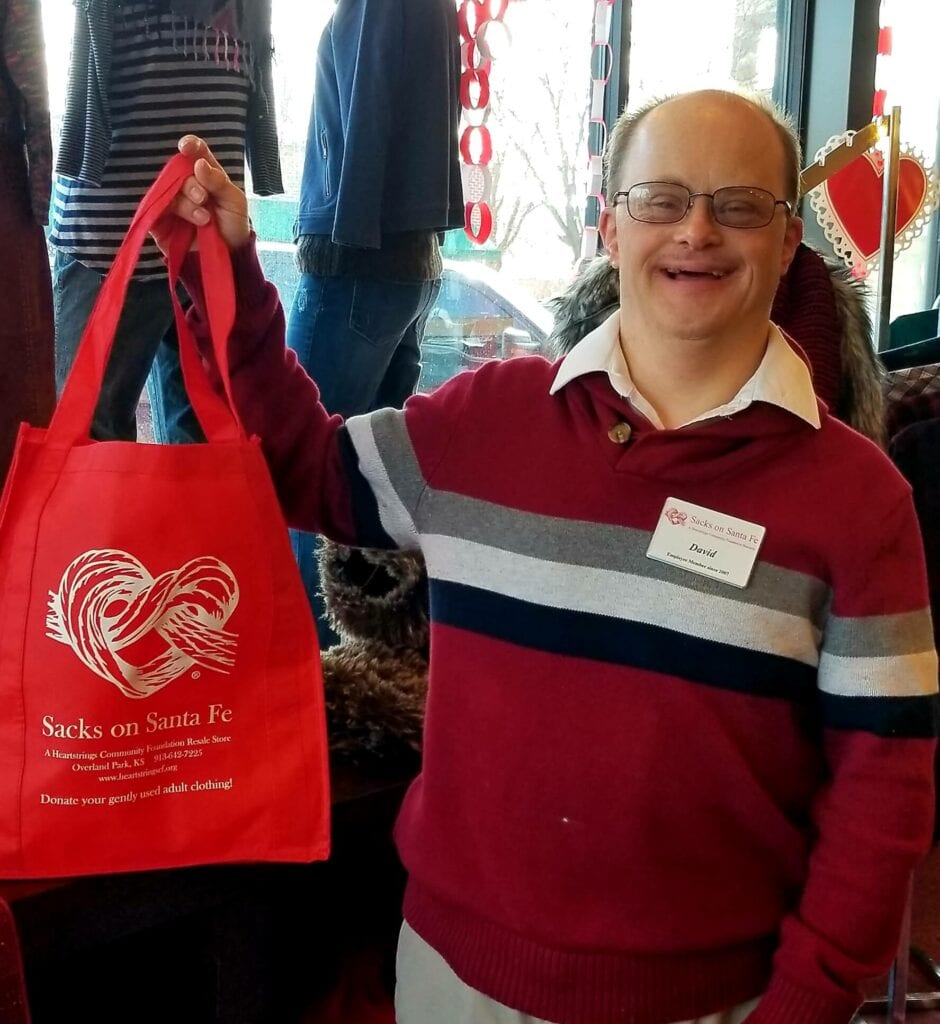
[
  {"left": 820, "top": 692, "right": 938, "bottom": 738},
  {"left": 337, "top": 426, "right": 397, "bottom": 550},
  {"left": 431, "top": 579, "right": 818, "bottom": 702}
]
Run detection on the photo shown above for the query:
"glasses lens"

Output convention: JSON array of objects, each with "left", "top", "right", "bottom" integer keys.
[
  {"left": 627, "top": 182, "right": 690, "bottom": 223},
  {"left": 712, "top": 187, "right": 775, "bottom": 227}
]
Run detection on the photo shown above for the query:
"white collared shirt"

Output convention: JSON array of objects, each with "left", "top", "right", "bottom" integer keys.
[{"left": 549, "top": 310, "right": 821, "bottom": 430}]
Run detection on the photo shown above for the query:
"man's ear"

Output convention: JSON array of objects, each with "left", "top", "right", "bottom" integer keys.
[
  {"left": 780, "top": 214, "right": 803, "bottom": 276},
  {"left": 599, "top": 205, "right": 620, "bottom": 267}
]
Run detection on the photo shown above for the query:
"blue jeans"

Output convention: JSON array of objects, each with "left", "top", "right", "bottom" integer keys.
[
  {"left": 286, "top": 273, "right": 441, "bottom": 644},
  {"left": 52, "top": 249, "right": 202, "bottom": 444}
]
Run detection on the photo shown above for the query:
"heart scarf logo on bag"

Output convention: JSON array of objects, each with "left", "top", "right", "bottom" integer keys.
[{"left": 46, "top": 550, "right": 240, "bottom": 699}]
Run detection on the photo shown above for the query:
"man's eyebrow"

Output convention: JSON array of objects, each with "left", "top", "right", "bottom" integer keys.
[{"left": 638, "top": 177, "right": 689, "bottom": 187}]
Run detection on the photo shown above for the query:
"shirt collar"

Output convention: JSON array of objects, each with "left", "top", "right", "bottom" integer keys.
[{"left": 549, "top": 309, "right": 821, "bottom": 430}]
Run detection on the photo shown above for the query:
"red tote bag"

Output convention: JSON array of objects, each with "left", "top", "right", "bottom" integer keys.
[{"left": 0, "top": 155, "right": 330, "bottom": 879}]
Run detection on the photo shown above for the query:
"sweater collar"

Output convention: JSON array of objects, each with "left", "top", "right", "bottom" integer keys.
[{"left": 549, "top": 310, "right": 821, "bottom": 430}]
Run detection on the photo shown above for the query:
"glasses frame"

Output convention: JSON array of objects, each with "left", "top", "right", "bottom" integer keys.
[{"left": 610, "top": 182, "right": 793, "bottom": 229}]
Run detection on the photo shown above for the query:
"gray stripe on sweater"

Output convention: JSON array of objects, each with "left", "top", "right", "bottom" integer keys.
[
  {"left": 822, "top": 609, "right": 936, "bottom": 657},
  {"left": 363, "top": 409, "right": 830, "bottom": 628},
  {"left": 413, "top": 489, "right": 831, "bottom": 627},
  {"left": 346, "top": 411, "right": 421, "bottom": 549},
  {"left": 422, "top": 533, "right": 822, "bottom": 665}
]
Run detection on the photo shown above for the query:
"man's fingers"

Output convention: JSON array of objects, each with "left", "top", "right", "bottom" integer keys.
[
  {"left": 171, "top": 193, "right": 211, "bottom": 226},
  {"left": 169, "top": 135, "right": 251, "bottom": 250},
  {"left": 178, "top": 134, "right": 224, "bottom": 172},
  {"left": 193, "top": 157, "right": 233, "bottom": 198}
]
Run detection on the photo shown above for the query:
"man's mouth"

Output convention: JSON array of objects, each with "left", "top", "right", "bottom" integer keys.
[{"left": 662, "top": 267, "right": 729, "bottom": 280}]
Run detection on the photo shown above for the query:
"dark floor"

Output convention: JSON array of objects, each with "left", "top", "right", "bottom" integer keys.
[
  {"left": 856, "top": 846, "right": 940, "bottom": 1023},
  {"left": 13, "top": 829, "right": 940, "bottom": 1022}
]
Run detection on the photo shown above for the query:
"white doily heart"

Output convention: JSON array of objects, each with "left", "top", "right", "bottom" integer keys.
[{"left": 808, "top": 129, "right": 938, "bottom": 276}]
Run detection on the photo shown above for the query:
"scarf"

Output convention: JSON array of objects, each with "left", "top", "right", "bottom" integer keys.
[{"left": 123, "top": 0, "right": 273, "bottom": 82}]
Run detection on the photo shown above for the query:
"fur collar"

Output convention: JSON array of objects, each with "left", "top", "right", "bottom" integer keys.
[{"left": 546, "top": 245, "right": 885, "bottom": 445}]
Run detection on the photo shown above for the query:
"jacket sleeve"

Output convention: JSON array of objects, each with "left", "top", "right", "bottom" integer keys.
[
  {"left": 54, "top": 0, "right": 113, "bottom": 185},
  {"left": 178, "top": 236, "right": 469, "bottom": 549},
  {"left": 330, "top": 0, "right": 403, "bottom": 247},
  {"left": 748, "top": 493, "right": 938, "bottom": 1024},
  {"left": 245, "top": 45, "right": 284, "bottom": 197}
]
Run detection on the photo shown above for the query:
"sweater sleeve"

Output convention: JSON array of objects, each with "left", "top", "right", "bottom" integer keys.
[
  {"left": 749, "top": 493, "right": 938, "bottom": 1024},
  {"left": 178, "top": 236, "right": 469, "bottom": 549}
]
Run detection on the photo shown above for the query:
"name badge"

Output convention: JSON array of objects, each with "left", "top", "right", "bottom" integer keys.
[{"left": 646, "top": 498, "right": 765, "bottom": 588}]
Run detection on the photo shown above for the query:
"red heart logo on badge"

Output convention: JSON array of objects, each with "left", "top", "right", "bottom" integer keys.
[
  {"left": 822, "top": 150, "right": 929, "bottom": 263},
  {"left": 46, "top": 549, "right": 240, "bottom": 699}
]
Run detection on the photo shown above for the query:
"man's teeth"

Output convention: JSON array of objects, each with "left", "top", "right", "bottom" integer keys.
[{"left": 665, "top": 269, "right": 726, "bottom": 278}]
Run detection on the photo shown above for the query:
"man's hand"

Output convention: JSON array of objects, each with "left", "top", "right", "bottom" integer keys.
[{"left": 151, "top": 135, "right": 252, "bottom": 254}]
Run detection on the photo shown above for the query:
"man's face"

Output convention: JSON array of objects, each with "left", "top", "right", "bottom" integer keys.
[{"left": 599, "top": 94, "right": 803, "bottom": 347}]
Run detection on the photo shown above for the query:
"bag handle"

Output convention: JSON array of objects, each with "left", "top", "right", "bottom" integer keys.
[
  {"left": 163, "top": 212, "right": 244, "bottom": 443},
  {"left": 50, "top": 153, "right": 245, "bottom": 446}
]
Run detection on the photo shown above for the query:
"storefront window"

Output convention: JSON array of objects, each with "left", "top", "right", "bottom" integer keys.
[
  {"left": 873, "top": 0, "right": 940, "bottom": 320},
  {"left": 627, "top": 0, "right": 784, "bottom": 103},
  {"left": 40, "top": 0, "right": 807, "bottom": 401},
  {"left": 39, "top": 1, "right": 595, "bottom": 398},
  {"left": 252, "top": 0, "right": 592, "bottom": 393}
]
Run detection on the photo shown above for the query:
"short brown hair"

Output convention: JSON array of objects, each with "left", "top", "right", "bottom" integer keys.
[{"left": 604, "top": 89, "right": 802, "bottom": 205}]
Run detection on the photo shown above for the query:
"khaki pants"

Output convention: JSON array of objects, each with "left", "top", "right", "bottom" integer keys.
[{"left": 395, "top": 921, "right": 760, "bottom": 1024}]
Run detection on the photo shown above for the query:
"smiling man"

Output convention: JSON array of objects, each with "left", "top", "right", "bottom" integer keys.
[
  {"left": 157, "top": 88, "right": 938, "bottom": 1024},
  {"left": 590, "top": 90, "right": 804, "bottom": 431}
]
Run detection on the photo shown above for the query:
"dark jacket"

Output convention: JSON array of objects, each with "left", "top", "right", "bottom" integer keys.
[
  {"left": 294, "top": 0, "right": 464, "bottom": 248},
  {"left": 0, "top": 0, "right": 51, "bottom": 223}
]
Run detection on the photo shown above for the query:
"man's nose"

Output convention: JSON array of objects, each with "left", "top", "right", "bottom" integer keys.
[{"left": 673, "top": 195, "right": 722, "bottom": 246}]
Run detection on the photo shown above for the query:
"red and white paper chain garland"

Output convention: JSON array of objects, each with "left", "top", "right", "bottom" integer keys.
[
  {"left": 457, "top": 0, "right": 510, "bottom": 245},
  {"left": 581, "top": 0, "right": 616, "bottom": 261}
]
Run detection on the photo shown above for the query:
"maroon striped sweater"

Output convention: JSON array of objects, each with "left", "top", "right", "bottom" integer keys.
[{"left": 184, "top": 241, "right": 938, "bottom": 1024}]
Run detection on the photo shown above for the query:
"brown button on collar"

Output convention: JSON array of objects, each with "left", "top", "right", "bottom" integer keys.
[{"left": 607, "top": 421, "right": 633, "bottom": 444}]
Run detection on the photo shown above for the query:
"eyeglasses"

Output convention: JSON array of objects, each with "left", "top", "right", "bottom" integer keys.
[{"left": 611, "top": 182, "right": 793, "bottom": 229}]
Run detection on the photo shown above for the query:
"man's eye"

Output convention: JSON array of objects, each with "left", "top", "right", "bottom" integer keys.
[{"left": 720, "top": 201, "right": 760, "bottom": 218}]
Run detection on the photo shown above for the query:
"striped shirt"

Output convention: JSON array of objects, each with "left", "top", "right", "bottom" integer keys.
[
  {"left": 50, "top": 3, "right": 252, "bottom": 279},
  {"left": 185, "top": 243, "right": 938, "bottom": 1024}
]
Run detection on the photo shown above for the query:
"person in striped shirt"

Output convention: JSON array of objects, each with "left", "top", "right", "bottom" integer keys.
[
  {"left": 50, "top": 0, "right": 280, "bottom": 443},
  {"left": 157, "top": 88, "right": 937, "bottom": 1024}
]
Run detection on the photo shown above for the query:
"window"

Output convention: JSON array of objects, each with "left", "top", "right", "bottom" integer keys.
[
  {"left": 41, "top": 0, "right": 810, "bottom": 404},
  {"left": 627, "top": 0, "right": 786, "bottom": 103},
  {"left": 873, "top": 0, "right": 940, "bottom": 318},
  {"left": 252, "top": 0, "right": 594, "bottom": 392}
]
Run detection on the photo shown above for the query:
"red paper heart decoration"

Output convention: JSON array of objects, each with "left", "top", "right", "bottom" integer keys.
[
  {"left": 810, "top": 130, "right": 938, "bottom": 274},
  {"left": 824, "top": 150, "right": 928, "bottom": 262}
]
